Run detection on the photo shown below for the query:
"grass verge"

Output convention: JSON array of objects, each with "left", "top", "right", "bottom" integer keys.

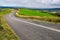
[{"left": 0, "top": 9, "right": 19, "bottom": 40}]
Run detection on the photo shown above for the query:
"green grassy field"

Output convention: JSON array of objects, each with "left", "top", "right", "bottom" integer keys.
[
  {"left": 19, "top": 8, "right": 54, "bottom": 17},
  {"left": 17, "top": 8, "right": 60, "bottom": 23},
  {"left": 0, "top": 9, "right": 19, "bottom": 40},
  {"left": 0, "top": 8, "right": 11, "bottom": 15}
]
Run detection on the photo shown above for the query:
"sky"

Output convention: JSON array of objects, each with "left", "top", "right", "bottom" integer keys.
[{"left": 0, "top": 0, "right": 60, "bottom": 8}]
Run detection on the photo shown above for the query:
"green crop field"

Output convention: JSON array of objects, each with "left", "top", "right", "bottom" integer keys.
[
  {"left": 17, "top": 8, "right": 60, "bottom": 23},
  {"left": 19, "top": 8, "right": 54, "bottom": 17}
]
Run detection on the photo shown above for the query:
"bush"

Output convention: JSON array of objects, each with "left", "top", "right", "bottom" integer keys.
[
  {"left": 50, "top": 12, "right": 60, "bottom": 17},
  {"left": 0, "top": 24, "right": 3, "bottom": 31},
  {"left": 55, "top": 13, "right": 60, "bottom": 16}
]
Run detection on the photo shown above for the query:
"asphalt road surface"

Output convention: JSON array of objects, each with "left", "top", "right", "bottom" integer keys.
[{"left": 5, "top": 10, "right": 60, "bottom": 40}]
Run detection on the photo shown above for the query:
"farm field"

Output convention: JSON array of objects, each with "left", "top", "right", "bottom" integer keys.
[
  {"left": 18, "top": 8, "right": 55, "bottom": 17},
  {"left": 17, "top": 8, "right": 60, "bottom": 23}
]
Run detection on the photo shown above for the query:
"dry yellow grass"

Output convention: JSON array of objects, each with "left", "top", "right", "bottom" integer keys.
[{"left": 0, "top": 9, "right": 19, "bottom": 40}]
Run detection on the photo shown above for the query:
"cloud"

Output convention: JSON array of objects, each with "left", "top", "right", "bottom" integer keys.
[
  {"left": 0, "top": 0, "right": 60, "bottom": 8},
  {"left": 36, "top": 0, "right": 60, "bottom": 4}
]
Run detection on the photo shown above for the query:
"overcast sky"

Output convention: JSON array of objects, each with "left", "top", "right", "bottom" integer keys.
[{"left": 0, "top": 0, "right": 60, "bottom": 8}]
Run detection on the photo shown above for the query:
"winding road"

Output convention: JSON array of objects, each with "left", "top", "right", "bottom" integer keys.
[{"left": 5, "top": 10, "right": 60, "bottom": 40}]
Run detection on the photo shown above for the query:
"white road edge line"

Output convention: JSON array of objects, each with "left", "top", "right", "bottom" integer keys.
[{"left": 9, "top": 15, "right": 60, "bottom": 32}]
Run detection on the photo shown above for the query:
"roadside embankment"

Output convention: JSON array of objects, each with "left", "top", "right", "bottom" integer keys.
[
  {"left": 0, "top": 9, "right": 19, "bottom": 40},
  {"left": 15, "top": 9, "right": 60, "bottom": 24}
]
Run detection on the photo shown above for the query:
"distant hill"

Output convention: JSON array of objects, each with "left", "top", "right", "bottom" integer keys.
[
  {"left": 30, "top": 8, "right": 60, "bottom": 12},
  {"left": 0, "top": 6, "right": 60, "bottom": 12}
]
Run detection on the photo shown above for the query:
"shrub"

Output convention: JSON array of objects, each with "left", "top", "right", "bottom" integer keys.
[
  {"left": 55, "top": 13, "right": 60, "bottom": 16},
  {"left": 0, "top": 24, "right": 3, "bottom": 31},
  {"left": 50, "top": 12, "right": 60, "bottom": 17}
]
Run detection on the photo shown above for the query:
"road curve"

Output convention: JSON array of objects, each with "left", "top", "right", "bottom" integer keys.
[{"left": 5, "top": 10, "right": 60, "bottom": 40}]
